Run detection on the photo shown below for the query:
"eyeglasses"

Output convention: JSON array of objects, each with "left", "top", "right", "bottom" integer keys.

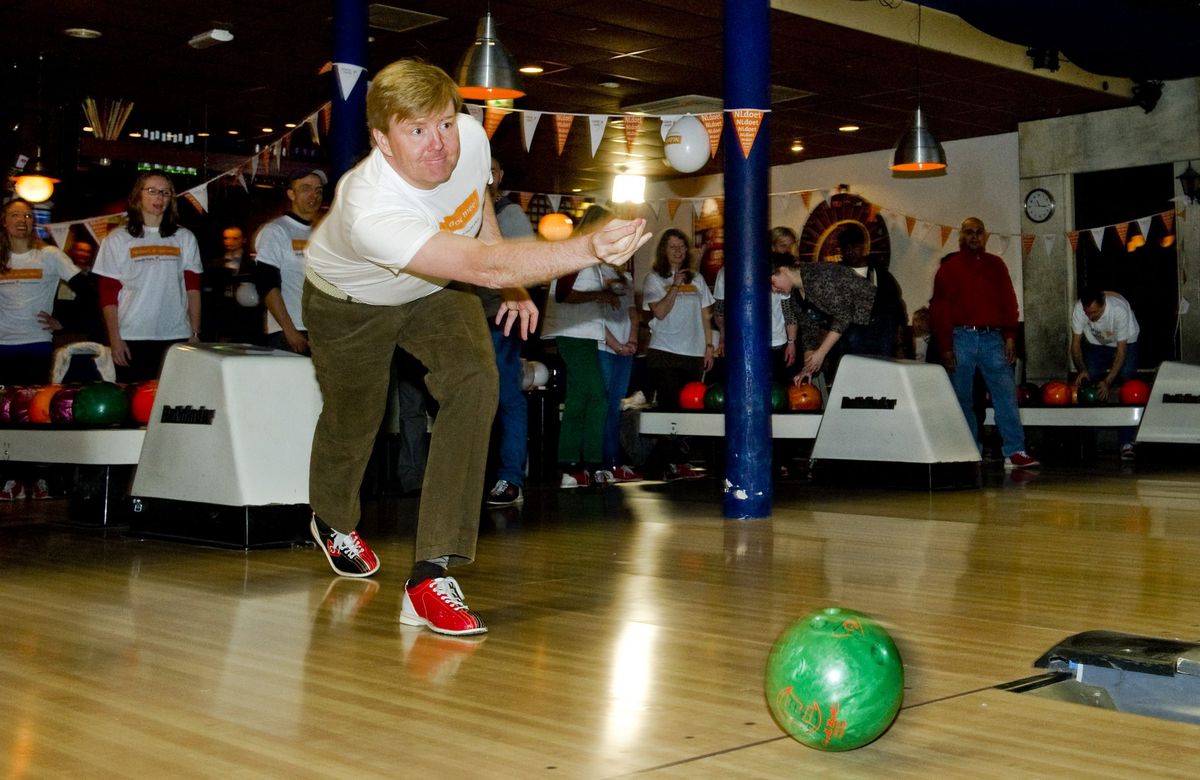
[{"left": 143, "top": 187, "right": 173, "bottom": 197}]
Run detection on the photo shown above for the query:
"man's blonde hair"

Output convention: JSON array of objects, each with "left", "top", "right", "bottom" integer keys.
[{"left": 367, "top": 59, "right": 463, "bottom": 133}]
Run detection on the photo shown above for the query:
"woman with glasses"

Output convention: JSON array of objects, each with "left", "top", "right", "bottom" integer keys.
[
  {"left": 93, "top": 172, "right": 203, "bottom": 381},
  {"left": 0, "top": 198, "right": 83, "bottom": 500}
]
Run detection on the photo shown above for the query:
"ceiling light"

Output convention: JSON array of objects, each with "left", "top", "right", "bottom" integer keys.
[
  {"left": 839, "top": 125, "right": 860, "bottom": 133},
  {"left": 612, "top": 174, "right": 645, "bottom": 204},
  {"left": 227, "top": 129, "right": 239, "bottom": 135},
  {"left": 261, "top": 127, "right": 273, "bottom": 133},
  {"left": 519, "top": 65, "right": 544, "bottom": 75},
  {"left": 82, "top": 125, "right": 94, "bottom": 133},
  {"left": 891, "top": 4, "right": 946, "bottom": 173},
  {"left": 63, "top": 27, "right": 102, "bottom": 39},
  {"left": 14, "top": 153, "right": 60, "bottom": 203},
  {"left": 456, "top": 13, "right": 524, "bottom": 100},
  {"left": 284, "top": 123, "right": 297, "bottom": 129},
  {"left": 1178, "top": 161, "right": 1200, "bottom": 203},
  {"left": 197, "top": 131, "right": 210, "bottom": 138},
  {"left": 790, "top": 139, "right": 804, "bottom": 153},
  {"left": 599, "top": 81, "right": 620, "bottom": 89},
  {"left": 189, "top": 28, "right": 234, "bottom": 49},
  {"left": 128, "top": 132, "right": 143, "bottom": 138}
]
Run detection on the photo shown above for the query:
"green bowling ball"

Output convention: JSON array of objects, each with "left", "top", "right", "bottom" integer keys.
[
  {"left": 1077, "top": 382, "right": 1103, "bottom": 405},
  {"left": 73, "top": 382, "right": 131, "bottom": 426},
  {"left": 703, "top": 383, "right": 725, "bottom": 411},
  {"left": 770, "top": 383, "right": 788, "bottom": 412},
  {"left": 765, "top": 606, "right": 904, "bottom": 751}
]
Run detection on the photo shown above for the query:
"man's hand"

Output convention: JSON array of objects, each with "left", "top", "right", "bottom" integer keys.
[
  {"left": 111, "top": 337, "right": 131, "bottom": 367},
  {"left": 1004, "top": 337, "right": 1017, "bottom": 365},
  {"left": 284, "top": 327, "right": 309, "bottom": 353},
  {"left": 495, "top": 299, "right": 539, "bottom": 340},
  {"left": 942, "top": 350, "right": 957, "bottom": 372},
  {"left": 588, "top": 219, "right": 653, "bottom": 266}
]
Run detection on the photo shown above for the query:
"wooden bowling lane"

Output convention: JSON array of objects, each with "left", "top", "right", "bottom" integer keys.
[{"left": 1, "top": 462, "right": 1198, "bottom": 776}]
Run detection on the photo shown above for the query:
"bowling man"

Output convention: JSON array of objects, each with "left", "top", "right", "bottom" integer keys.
[
  {"left": 302, "top": 59, "right": 651, "bottom": 635},
  {"left": 930, "top": 217, "right": 1039, "bottom": 469},
  {"left": 1070, "top": 287, "right": 1141, "bottom": 460}
]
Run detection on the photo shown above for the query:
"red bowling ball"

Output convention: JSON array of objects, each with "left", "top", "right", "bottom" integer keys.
[
  {"left": 1119, "top": 378, "right": 1151, "bottom": 405},
  {"left": 679, "top": 381, "right": 708, "bottom": 410},
  {"left": 51, "top": 386, "right": 82, "bottom": 424},
  {"left": 1041, "top": 381, "right": 1071, "bottom": 406},
  {"left": 131, "top": 380, "right": 159, "bottom": 426},
  {"left": 7, "top": 386, "right": 39, "bottom": 424}
]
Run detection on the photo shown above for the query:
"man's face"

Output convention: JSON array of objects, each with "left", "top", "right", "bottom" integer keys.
[
  {"left": 960, "top": 220, "right": 986, "bottom": 252},
  {"left": 489, "top": 159, "right": 503, "bottom": 195},
  {"left": 1084, "top": 301, "right": 1106, "bottom": 322},
  {"left": 222, "top": 228, "right": 245, "bottom": 253},
  {"left": 840, "top": 242, "right": 866, "bottom": 268},
  {"left": 68, "top": 241, "right": 95, "bottom": 269},
  {"left": 288, "top": 175, "right": 324, "bottom": 220},
  {"left": 373, "top": 101, "right": 461, "bottom": 190}
]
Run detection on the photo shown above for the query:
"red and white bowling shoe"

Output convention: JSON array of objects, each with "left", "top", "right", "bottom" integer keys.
[
  {"left": 400, "top": 576, "right": 488, "bottom": 636},
  {"left": 309, "top": 515, "right": 380, "bottom": 578}
]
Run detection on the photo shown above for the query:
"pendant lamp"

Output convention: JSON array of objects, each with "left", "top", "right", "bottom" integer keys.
[
  {"left": 890, "top": 4, "right": 946, "bottom": 172},
  {"left": 13, "top": 152, "right": 59, "bottom": 203},
  {"left": 456, "top": 13, "right": 525, "bottom": 100}
]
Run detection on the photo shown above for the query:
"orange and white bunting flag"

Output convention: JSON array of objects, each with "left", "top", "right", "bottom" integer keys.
[
  {"left": 939, "top": 225, "right": 953, "bottom": 247},
  {"left": 320, "top": 104, "right": 332, "bottom": 134},
  {"left": 1021, "top": 234, "right": 1036, "bottom": 257},
  {"left": 516, "top": 191, "right": 532, "bottom": 211},
  {"left": 867, "top": 203, "right": 880, "bottom": 224},
  {"left": 1067, "top": 231, "right": 1080, "bottom": 252},
  {"left": 623, "top": 114, "right": 643, "bottom": 155},
  {"left": 1089, "top": 226, "right": 1105, "bottom": 251},
  {"left": 465, "top": 104, "right": 483, "bottom": 124},
  {"left": 1042, "top": 234, "right": 1057, "bottom": 257},
  {"left": 1136, "top": 216, "right": 1153, "bottom": 239},
  {"left": 522, "top": 111, "right": 542, "bottom": 152},
  {"left": 905, "top": 215, "right": 916, "bottom": 237},
  {"left": 731, "top": 109, "right": 764, "bottom": 159},
  {"left": 484, "top": 107, "right": 510, "bottom": 140},
  {"left": 589, "top": 115, "right": 607, "bottom": 158},
  {"left": 699, "top": 113, "right": 724, "bottom": 158},
  {"left": 1162, "top": 209, "right": 1175, "bottom": 232},
  {"left": 801, "top": 190, "right": 814, "bottom": 210},
  {"left": 667, "top": 199, "right": 681, "bottom": 220},
  {"left": 1115, "top": 222, "right": 1129, "bottom": 245},
  {"left": 554, "top": 114, "right": 573, "bottom": 156}
]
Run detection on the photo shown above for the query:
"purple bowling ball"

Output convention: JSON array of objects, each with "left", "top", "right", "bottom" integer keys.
[
  {"left": 51, "top": 386, "right": 82, "bottom": 424},
  {"left": 8, "top": 387, "right": 38, "bottom": 425}
]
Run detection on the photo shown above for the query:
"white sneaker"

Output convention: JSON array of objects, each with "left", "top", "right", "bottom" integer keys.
[{"left": 593, "top": 469, "right": 616, "bottom": 484}]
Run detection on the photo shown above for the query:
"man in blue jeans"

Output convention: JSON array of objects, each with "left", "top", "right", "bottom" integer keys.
[
  {"left": 1071, "top": 287, "right": 1141, "bottom": 459},
  {"left": 930, "top": 217, "right": 1039, "bottom": 469}
]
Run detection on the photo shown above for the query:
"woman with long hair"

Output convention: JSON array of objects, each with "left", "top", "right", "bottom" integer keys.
[
  {"left": 92, "top": 172, "right": 203, "bottom": 381},
  {"left": 0, "top": 198, "right": 83, "bottom": 500}
]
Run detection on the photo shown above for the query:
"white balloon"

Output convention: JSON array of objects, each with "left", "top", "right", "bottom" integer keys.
[
  {"left": 235, "top": 282, "right": 260, "bottom": 307},
  {"left": 663, "top": 114, "right": 709, "bottom": 174}
]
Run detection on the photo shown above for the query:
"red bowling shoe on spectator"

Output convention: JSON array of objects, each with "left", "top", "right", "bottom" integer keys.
[
  {"left": 400, "top": 576, "right": 488, "bottom": 636},
  {"left": 310, "top": 515, "right": 380, "bottom": 578},
  {"left": 0, "top": 480, "right": 25, "bottom": 501}
]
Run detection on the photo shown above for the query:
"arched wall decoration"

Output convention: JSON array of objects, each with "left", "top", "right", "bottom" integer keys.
[{"left": 799, "top": 191, "right": 892, "bottom": 269}]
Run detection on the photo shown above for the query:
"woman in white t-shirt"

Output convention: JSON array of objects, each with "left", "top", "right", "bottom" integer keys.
[
  {"left": 93, "top": 173, "right": 203, "bottom": 382},
  {"left": 0, "top": 199, "right": 81, "bottom": 384}
]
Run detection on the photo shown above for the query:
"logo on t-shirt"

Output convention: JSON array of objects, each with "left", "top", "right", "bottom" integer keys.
[
  {"left": 129, "top": 245, "right": 182, "bottom": 261},
  {"left": 291, "top": 239, "right": 308, "bottom": 254},
  {"left": 0, "top": 268, "right": 43, "bottom": 282},
  {"left": 440, "top": 191, "right": 480, "bottom": 233}
]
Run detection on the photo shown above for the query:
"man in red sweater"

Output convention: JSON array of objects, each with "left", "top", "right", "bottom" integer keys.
[{"left": 930, "top": 217, "right": 1039, "bottom": 469}]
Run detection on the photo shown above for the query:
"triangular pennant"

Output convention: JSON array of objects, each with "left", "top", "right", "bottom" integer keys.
[
  {"left": 1067, "top": 231, "right": 1080, "bottom": 252},
  {"left": 1115, "top": 222, "right": 1129, "bottom": 245},
  {"left": 692, "top": 200, "right": 704, "bottom": 219},
  {"left": 821, "top": 189, "right": 833, "bottom": 207},
  {"left": 522, "top": 111, "right": 542, "bottom": 152},
  {"left": 547, "top": 194, "right": 562, "bottom": 213},
  {"left": 1088, "top": 226, "right": 1105, "bottom": 251},
  {"left": 939, "top": 225, "right": 953, "bottom": 247},
  {"left": 307, "top": 114, "right": 321, "bottom": 145},
  {"left": 659, "top": 115, "right": 680, "bottom": 141},
  {"left": 465, "top": 104, "right": 484, "bottom": 124},
  {"left": 588, "top": 115, "right": 608, "bottom": 158},
  {"left": 1136, "top": 216, "right": 1153, "bottom": 239},
  {"left": 801, "top": 191, "right": 814, "bottom": 210},
  {"left": 554, "top": 114, "right": 573, "bottom": 156},
  {"left": 517, "top": 191, "right": 532, "bottom": 210},
  {"left": 47, "top": 223, "right": 71, "bottom": 249},
  {"left": 699, "top": 113, "right": 723, "bottom": 158},
  {"left": 334, "top": 63, "right": 366, "bottom": 102},
  {"left": 1162, "top": 209, "right": 1175, "bottom": 232},
  {"left": 1021, "top": 234, "right": 1036, "bottom": 257},
  {"left": 184, "top": 186, "right": 209, "bottom": 214},
  {"left": 483, "top": 107, "right": 510, "bottom": 139},
  {"left": 623, "top": 114, "right": 643, "bottom": 155},
  {"left": 905, "top": 215, "right": 916, "bottom": 236},
  {"left": 249, "top": 155, "right": 260, "bottom": 180},
  {"left": 667, "top": 199, "right": 681, "bottom": 220},
  {"left": 87, "top": 215, "right": 122, "bottom": 242},
  {"left": 273, "top": 142, "right": 283, "bottom": 171},
  {"left": 646, "top": 200, "right": 661, "bottom": 220},
  {"left": 866, "top": 203, "right": 881, "bottom": 224},
  {"left": 320, "top": 104, "right": 332, "bottom": 134},
  {"left": 730, "top": 109, "right": 765, "bottom": 158},
  {"left": 237, "top": 170, "right": 248, "bottom": 192},
  {"left": 995, "top": 235, "right": 1011, "bottom": 255},
  {"left": 1043, "top": 234, "right": 1057, "bottom": 257}
]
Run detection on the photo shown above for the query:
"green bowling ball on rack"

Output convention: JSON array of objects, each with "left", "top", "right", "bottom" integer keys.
[
  {"left": 765, "top": 606, "right": 904, "bottom": 751},
  {"left": 1077, "top": 382, "right": 1103, "bottom": 405},
  {"left": 703, "top": 383, "right": 725, "bottom": 411},
  {"left": 73, "top": 382, "right": 131, "bottom": 426},
  {"left": 770, "top": 383, "right": 788, "bottom": 412}
]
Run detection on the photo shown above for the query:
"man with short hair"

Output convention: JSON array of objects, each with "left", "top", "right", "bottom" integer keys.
[
  {"left": 303, "top": 59, "right": 650, "bottom": 636},
  {"left": 930, "top": 217, "right": 1039, "bottom": 469},
  {"left": 255, "top": 168, "right": 326, "bottom": 353},
  {"left": 1071, "top": 287, "right": 1140, "bottom": 459}
]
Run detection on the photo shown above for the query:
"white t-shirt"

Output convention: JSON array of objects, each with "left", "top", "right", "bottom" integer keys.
[
  {"left": 542, "top": 265, "right": 605, "bottom": 341},
  {"left": 642, "top": 271, "right": 715, "bottom": 357},
  {"left": 1071, "top": 292, "right": 1139, "bottom": 346},
  {"left": 598, "top": 265, "right": 635, "bottom": 354},
  {"left": 713, "top": 266, "right": 787, "bottom": 347},
  {"left": 305, "top": 114, "right": 491, "bottom": 306},
  {"left": 93, "top": 225, "right": 202, "bottom": 340},
  {"left": 255, "top": 213, "right": 311, "bottom": 333},
  {"left": 0, "top": 246, "right": 80, "bottom": 345}
]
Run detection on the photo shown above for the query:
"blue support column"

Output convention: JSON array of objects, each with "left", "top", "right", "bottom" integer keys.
[
  {"left": 722, "top": 0, "right": 773, "bottom": 519},
  {"left": 331, "top": 0, "right": 369, "bottom": 182}
]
